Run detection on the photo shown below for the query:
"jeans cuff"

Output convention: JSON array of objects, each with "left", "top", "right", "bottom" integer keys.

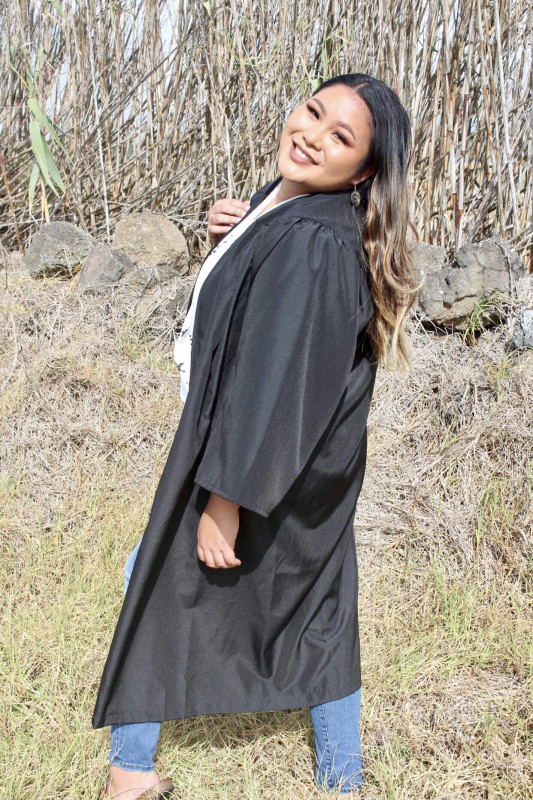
[
  {"left": 108, "top": 754, "right": 155, "bottom": 772},
  {"left": 109, "top": 731, "right": 156, "bottom": 772},
  {"left": 315, "top": 766, "right": 364, "bottom": 794}
]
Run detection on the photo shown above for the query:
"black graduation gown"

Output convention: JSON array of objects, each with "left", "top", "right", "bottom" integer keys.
[{"left": 91, "top": 175, "right": 378, "bottom": 729}]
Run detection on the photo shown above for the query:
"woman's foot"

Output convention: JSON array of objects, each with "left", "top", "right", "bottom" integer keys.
[{"left": 102, "top": 765, "right": 161, "bottom": 800}]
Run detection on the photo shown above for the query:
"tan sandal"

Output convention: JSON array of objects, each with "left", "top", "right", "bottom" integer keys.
[{"left": 98, "top": 774, "right": 174, "bottom": 800}]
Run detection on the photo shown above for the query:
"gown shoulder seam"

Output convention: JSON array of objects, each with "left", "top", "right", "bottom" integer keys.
[{"left": 258, "top": 213, "right": 345, "bottom": 238}]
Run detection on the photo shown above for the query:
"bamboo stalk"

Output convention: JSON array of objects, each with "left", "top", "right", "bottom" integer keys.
[{"left": 0, "top": 0, "right": 530, "bottom": 261}]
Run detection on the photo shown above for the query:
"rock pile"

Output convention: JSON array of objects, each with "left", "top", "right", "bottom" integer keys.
[
  {"left": 22, "top": 213, "right": 532, "bottom": 348},
  {"left": 415, "top": 236, "right": 527, "bottom": 330},
  {"left": 23, "top": 212, "right": 193, "bottom": 324}
]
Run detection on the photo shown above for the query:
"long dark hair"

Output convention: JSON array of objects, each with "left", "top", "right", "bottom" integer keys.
[{"left": 312, "top": 73, "right": 421, "bottom": 370}]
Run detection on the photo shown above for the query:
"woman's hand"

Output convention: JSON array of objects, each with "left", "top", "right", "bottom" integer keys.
[
  {"left": 207, "top": 198, "right": 251, "bottom": 245},
  {"left": 197, "top": 493, "right": 242, "bottom": 568}
]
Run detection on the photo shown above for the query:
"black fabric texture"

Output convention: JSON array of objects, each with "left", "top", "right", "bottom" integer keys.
[{"left": 91, "top": 176, "right": 378, "bottom": 728}]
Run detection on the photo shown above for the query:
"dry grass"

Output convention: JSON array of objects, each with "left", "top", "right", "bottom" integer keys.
[
  {"left": 0, "top": 263, "right": 532, "bottom": 799},
  {"left": 1, "top": 0, "right": 532, "bottom": 262}
]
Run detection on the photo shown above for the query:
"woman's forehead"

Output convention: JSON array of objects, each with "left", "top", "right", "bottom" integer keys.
[{"left": 305, "top": 85, "right": 373, "bottom": 127}]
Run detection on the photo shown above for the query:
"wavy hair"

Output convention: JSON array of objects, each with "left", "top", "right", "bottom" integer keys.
[{"left": 312, "top": 73, "right": 421, "bottom": 370}]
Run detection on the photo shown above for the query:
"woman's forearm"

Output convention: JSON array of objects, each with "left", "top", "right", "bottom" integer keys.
[{"left": 206, "top": 492, "right": 240, "bottom": 515}]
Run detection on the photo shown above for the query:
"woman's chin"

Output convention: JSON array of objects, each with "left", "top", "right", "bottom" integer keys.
[{"left": 278, "top": 162, "right": 311, "bottom": 189}]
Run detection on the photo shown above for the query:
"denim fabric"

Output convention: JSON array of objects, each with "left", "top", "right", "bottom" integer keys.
[
  {"left": 309, "top": 688, "right": 363, "bottom": 793},
  {"left": 109, "top": 720, "right": 161, "bottom": 773},
  {"left": 109, "top": 538, "right": 161, "bottom": 772},
  {"left": 109, "top": 536, "right": 363, "bottom": 793}
]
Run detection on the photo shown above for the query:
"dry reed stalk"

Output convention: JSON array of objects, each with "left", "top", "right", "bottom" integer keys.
[{"left": 0, "top": 0, "right": 530, "bottom": 262}]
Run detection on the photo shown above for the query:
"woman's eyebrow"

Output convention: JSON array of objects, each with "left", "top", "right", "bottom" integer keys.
[{"left": 311, "top": 96, "right": 356, "bottom": 141}]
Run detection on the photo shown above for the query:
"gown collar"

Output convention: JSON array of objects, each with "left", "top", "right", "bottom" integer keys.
[{"left": 249, "top": 174, "right": 364, "bottom": 242}]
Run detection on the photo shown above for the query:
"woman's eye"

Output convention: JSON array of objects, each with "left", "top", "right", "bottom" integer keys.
[{"left": 306, "top": 105, "right": 348, "bottom": 144}]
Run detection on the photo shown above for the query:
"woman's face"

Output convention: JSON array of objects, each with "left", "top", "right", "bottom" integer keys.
[{"left": 277, "top": 84, "right": 375, "bottom": 196}]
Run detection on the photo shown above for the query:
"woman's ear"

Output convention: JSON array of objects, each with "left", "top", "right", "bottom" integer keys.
[{"left": 351, "top": 165, "right": 375, "bottom": 187}]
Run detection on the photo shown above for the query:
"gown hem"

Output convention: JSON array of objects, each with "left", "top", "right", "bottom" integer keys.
[{"left": 94, "top": 676, "right": 362, "bottom": 728}]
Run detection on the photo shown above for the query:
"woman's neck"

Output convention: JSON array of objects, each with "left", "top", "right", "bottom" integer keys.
[
  {"left": 276, "top": 177, "right": 309, "bottom": 203},
  {"left": 256, "top": 179, "right": 309, "bottom": 219}
]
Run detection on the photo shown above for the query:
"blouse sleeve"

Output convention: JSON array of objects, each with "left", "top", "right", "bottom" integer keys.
[{"left": 193, "top": 217, "right": 369, "bottom": 517}]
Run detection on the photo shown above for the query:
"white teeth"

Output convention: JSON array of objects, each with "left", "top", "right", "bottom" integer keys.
[{"left": 294, "top": 143, "right": 312, "bottom": 163}]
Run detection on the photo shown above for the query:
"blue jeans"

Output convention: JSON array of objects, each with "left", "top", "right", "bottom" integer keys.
[{"left": 109, "top": 537, "right": 363, "bottom": 794}]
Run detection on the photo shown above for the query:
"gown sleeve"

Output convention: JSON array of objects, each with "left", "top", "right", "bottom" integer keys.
[{"left": 193, "top": 217, "right": 370, "bottom": 518}]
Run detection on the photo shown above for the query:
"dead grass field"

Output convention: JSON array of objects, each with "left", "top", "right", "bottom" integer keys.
[{"left": 1, "top": 264, "right": 531, "bottom": 799}]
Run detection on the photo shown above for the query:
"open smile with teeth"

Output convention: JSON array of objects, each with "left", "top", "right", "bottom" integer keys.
[{"left": 293, "top": 142, "right": 316, "bottom": 164}]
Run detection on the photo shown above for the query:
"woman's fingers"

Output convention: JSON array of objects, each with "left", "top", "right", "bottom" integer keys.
[
  {"left": 212, "top": 211, "right": 244, "bottom": 227},
  {"left": 210, "top": 208, "right": 249, "bottom": 230},
  {"left": 207, "top": 198, "right": 251, "bottom": 243},
  {"left": 197, "top": 495, "right": 241, "bottom": 569},
  {"left": 207, "top": 549, "right": 226, "bottom": 569},
  {"left": 226, "top": 551, "right": 242, "bottom": 567},
  {"left": 215, "top": 199, "right": 250, "bottom": 217},
  {"left": 209, "top": 226, "right": 231, "bottom": 241},
  {"left": 197, "top": 544, "right": 241, "bottom": 569}
]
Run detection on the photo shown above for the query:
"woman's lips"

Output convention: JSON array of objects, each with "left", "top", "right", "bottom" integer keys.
[{"left": 290, "top": 141, "right": 316, "bottom": 165}]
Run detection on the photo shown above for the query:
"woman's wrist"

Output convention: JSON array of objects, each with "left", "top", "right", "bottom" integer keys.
[{"left": 206, "top": 492, "right": 240, "bottom": 516}]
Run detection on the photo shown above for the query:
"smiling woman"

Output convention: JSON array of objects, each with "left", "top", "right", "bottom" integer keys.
[
  {"left": 92, "top": 73, "right": 421, "bottom": 800},
  {"left": 278, "top": 85, "right": 376, "bottom": 197}
]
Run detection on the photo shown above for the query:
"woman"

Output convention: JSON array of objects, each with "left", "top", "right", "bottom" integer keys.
[{"left": 94, "top": 73, "right": 420, "bottom": 799}]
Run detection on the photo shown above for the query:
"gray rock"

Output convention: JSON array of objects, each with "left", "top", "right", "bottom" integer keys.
[
  {"left": 25, "top": 222, "right": 97, "bottom": 277},
  {"left": 415, "top": 236, "right": 526, "bottom": 329},
  {"left": 115, "top": 267, "right": 159, "bottom": 313},
  {"left": 512, "top": 310, "right": 533, "bottom": 349},
  {"left": 76, "top": 244, "right": 134, "bottom": 294},
  {"left": 414, "top": 242, "right": 449, "bottom": 321},
  {"left": 442, "top": 237, "right": 525, "bottom": 328},
  {"left": 113, "top": 211, "right": 189, "bottom": 280}
]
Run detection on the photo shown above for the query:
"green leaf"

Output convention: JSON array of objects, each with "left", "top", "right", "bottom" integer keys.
[
  {"left": 29, "top": 120, "right": 58, "bottom": 195},
  {"left": 28, "top": 98, "right": 66, "bottom": 154},
  {"left": 42, "top": 136, "right": 65, "bottom": 192},
  {"left": 29, "top": 120, "right": 50, "bottom": 182},
  {"left": 29, "top": 163, "right": 40, "bottom": 208}
]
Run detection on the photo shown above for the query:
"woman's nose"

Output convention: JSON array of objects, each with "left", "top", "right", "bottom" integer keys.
[{"left": 302, "top": 128, "right": 323, "bottom": 151}]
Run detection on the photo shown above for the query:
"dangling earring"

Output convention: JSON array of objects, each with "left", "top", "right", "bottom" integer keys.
[{"left": 350, "top": 186, "right": 361, "bottom": 207}]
